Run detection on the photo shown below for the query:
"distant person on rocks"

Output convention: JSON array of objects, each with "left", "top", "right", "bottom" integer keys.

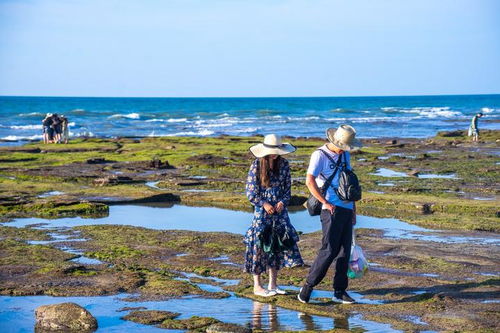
[
  {"left": 60, "top": 115, "right": 69, "bottom": 144},
  {"left": 42, "top": 113, "right": 53, "bottom": 144},
  {"left": 298, "top": 125, "right": 361, "bottom": 305},
  {"left": 245, "top": 134, "right": 304, "bottom": 297},
  {"left": 51, "top": 114, "right": 62, "bottom": 143},
  {"left": 468, "top": 113, "right": 483, "bottom": 142}
]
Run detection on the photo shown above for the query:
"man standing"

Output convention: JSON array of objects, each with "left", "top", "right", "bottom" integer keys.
[
  {"left": 298, "top": 124, "right": 362, "bottom": 304},
  {"left": 469, "top": 113, "right": 483, "bottom": 142}
]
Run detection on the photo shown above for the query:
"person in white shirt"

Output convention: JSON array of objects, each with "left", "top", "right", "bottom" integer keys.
[{"left": 298, "top": 124, "right": 362, "bottom": 304}]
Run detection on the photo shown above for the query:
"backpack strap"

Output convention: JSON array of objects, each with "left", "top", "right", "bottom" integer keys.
[{"left": 317, "top": 149, "right": 343, "bottom": 191}]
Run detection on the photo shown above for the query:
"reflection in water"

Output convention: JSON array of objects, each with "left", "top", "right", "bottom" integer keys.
[{"left": 251, "top": 301, "right": 348, "bottom": 332}]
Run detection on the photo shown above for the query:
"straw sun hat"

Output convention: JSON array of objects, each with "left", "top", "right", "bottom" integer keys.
[
  {"left": 249, "top": 134, "right": 296, "bottom": 158},
  {"left": 326, "top": 124, "right": 362, "bottom": 151}
]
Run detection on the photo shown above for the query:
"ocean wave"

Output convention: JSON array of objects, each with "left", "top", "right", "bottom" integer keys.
[
  {"left": 1, "top": 134, "right": 43, "bottom": 141},
  {"left": 233, "top": 127, "right": 260, "bottom": 133},
  {"left": 160, "top": 129, "right": 215, "bottom": 137},
  {"left": 384, "top": 106, "right": 461, "bottom": 118},
  {"left": 481, "top": 107, "right": 495, "bottom": 113},
  {"left": 18, "top": 112, "right": 45, "bottom": 118},
  {"left": 145, "top": 118, "right": 188, "bottom": 123},
  {"left": 9, "top": 124, "right": 43, "bottom": 130},
  {"left": 286, "top": 116, "right": 320, "bottom": 121},
  {"left": 108, "top": 113, "right": 140, "bottom": 119}
]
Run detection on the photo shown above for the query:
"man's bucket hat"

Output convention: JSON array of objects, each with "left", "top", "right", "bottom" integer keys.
[{"left": 326, "top": 124, "right": 362, "bottom": 151}]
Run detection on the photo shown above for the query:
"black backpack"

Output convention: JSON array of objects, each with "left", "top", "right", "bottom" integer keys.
[{"left": 335, "top": 153, "right": 362, "bottom": 202}]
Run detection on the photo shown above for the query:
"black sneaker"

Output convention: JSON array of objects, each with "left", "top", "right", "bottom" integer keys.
[
  {"left": 332, "top": 290, "right": 355, "bottom": 304},
  {"left": 297, "top": 284, "right": 313, "bottom": 303}
]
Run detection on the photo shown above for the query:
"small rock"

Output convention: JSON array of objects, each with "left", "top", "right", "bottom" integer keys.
[
  {"left": 206, "top": 322, "right": 252, "bottom": 333},
  {"left": 149, "top": 158, "right": 174, "bottom": 169},
  {"left": 121, "top": 310, "right": 179, "bottom": 325},
  {"left": 386, "top": 139, "right": 397, "bottom": 145},
  {"left": 408, "top": 170, "right": 420, "bottom": 177},
  {"left": 35, "top": 302, "right": 97, "bottom": 331},
  {"left": 86, "top": 158, "right": 108, "bottom": 164}
]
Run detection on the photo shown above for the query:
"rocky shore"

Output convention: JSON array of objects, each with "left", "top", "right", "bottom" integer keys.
[{"left": 0, "top": 130, "right": 498, "bottom": 332}]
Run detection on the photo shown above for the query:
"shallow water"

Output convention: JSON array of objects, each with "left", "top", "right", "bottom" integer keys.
[
  {"left": 6, "top": 205, "right": 500, "bottom": 245},
  {"left": 0, "top": 292, "right": 400, "bottom": 333},
  {"left": 370, "top": 168, "right": 409, "bottom": 178}
]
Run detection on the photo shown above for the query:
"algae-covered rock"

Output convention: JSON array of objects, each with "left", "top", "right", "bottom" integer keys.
[
  {"left": 121, "top": 310, "right": 180, "bottom": 325},
  {"left": 206, "top": 322, "right": 252, "bottom": 333},
  {"left": 35, "top": 302, "right": 97, "bottom": 331},
  {"left": 159, "top": 315, "right": 220, "bottom": 330}
]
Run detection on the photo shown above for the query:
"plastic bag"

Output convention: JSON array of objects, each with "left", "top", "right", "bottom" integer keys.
[{"left": 347, "top": 230, "right": 369, "bottom": 279}]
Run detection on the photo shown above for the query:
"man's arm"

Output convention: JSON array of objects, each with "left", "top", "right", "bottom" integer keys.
[{"left": 306, "top": 173, "right": 335, "bottom": 214}]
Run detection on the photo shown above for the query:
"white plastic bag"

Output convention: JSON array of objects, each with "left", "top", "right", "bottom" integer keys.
[{"left": 348, "top": 229, "right": 369, "bottom": 279}]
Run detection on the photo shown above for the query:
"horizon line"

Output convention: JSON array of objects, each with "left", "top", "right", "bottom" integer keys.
[{"left": 1, "top": 93, "right": 500, "bottom": 99}]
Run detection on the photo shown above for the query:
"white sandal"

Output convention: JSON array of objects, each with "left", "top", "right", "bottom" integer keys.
[
  {"left": 269, "top": 287, "right": 287, "bottom": 295},
  {"left": 254, "top": 289, "right": 277, "bottom": 297}
]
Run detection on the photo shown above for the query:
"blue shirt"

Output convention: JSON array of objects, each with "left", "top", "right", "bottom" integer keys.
[{"left": 306, "top": 145, "right": 354, "bottom": 210}]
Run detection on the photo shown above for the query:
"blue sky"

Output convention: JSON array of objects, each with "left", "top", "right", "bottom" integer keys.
[{"left": 0, "top": 0, "right": 499, "bottom": 97}]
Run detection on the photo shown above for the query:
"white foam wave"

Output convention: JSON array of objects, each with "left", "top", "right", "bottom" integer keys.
[
  {"left": 386, "top": 106, "right": 461, "bottom": 118},
  {"left": 481, "top": 107, "right": 495, "bottom": 113},
  {"left": 145, "top": 118, "right": 188, "bottom": 123},
  {"left": 167, "top": 118, "right": 188, "bottom": 123},
  {"left": 109, "top": 113, "right": 140, "bottom": 119},
  {"left": 286, "top": 116, "right": 320, "bottom": 121},
  {"left": 1, "top": 134, "right": 43, "bottom": 141},
  {"left": 18, "top": 112, "right": 44, "bottom": 117},
  {"left": 165, "top": 129, "right": 215, "bottom": 136},
  {"left": 10, "top": 124, "right": 43, "bottom": 130},
  {"left": 233, "top": 127, "right": 260, "bottom": 133}
]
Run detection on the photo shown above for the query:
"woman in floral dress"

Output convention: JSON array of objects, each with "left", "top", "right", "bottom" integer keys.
[{"left": 245, "top": 134, "right": 304, "bottom": 297}]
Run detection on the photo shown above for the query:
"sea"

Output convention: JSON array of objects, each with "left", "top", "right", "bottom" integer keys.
[{"left": 0, "top": 95, "right": 499, "bottom": 143}]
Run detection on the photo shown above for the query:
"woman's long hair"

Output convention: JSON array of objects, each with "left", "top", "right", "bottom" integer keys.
[{"left": 259, "top": 155, "right": 281, "bottom": 188}]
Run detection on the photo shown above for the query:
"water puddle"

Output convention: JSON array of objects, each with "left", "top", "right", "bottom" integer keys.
[
  {"left": 144, "top": 181, "right": 161, "bottom": 189},
  {"left": 0, "top": 293, "right": 400, "bottom": 333},
  {"left": 417, "top": 174, "right": 458, "bottom": 179},
  {"left": 404, "top": 315, "right": 428, "bottom": 326},
  {"left": 370, "top": 168, "right": 408, "bottom": 178},
  {"left": 378, "top": 182, "right": 396, "bottom": 186},
  {"left": 37, "top": 191, "right": 65, "bottom": 198},
  {"left": 6, "top": 205, "right": 500, "bottom": 245},
  {"left": 368, "top": 190, "right": 385, "bottom": 194},
  {"left": 189, "top": 176, "right": 207, "bottom": 180}
]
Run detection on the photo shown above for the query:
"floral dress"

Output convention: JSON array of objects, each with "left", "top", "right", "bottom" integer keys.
[{"left": 244, "top": 158, "right": 304, "bottom": 274}]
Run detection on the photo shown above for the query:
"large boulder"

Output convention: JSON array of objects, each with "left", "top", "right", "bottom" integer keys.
[{"left": 35, "top": 303, "right": 97, "bottom": 332}]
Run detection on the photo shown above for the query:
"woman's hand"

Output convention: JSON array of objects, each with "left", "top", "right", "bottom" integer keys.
[
  {"left": 275, "top": 201, "right": 284, "bottom": 213},
  {"left": 263, "top": 202, "right": 275, "bottom": 214}
]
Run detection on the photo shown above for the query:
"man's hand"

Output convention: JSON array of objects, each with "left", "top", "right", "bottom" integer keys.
[
  {"left": 275, "top": 201, "right": 284, "bottom": 213},
  {"left": 324, "top": 202, "right": 335, "bottom": 215},
  {"left": 352, "top": 213, "right": 357, "bottom": 225},
  {"left": 263, "top": 202, "right": 275, "bottom": 214}
]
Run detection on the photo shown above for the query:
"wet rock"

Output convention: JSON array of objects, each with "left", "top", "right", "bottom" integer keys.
[
  {"left": 206, "top": 322, "right": 252, "bottom": 333},
  {"left": 93, "top": 176, "right": 134, "bottom": 186},
  {"left": 188, "top": 154, "right": 227, "bottom": 167},
  {"left": 175, "top": 181, "right": 206, "bottom": 186},
  {"left": 408, "top": 170, "right": 420, "bottom": 177},
  {"left": 121, "top": 310, "right": 180, "bottom": 325},
  {"left": 86, "top": 158, "right": 109, "bottom": 164},
  {"left": 439, "top": 130, "right": 464, "bottom": 137},
  {"left": 159, "top": 316, "right": 220, "bottom": 330},
  {"left": 35, "top": 302, "right": 97, "bottom": 331},
  {"left": 289, "top": 195, "right": 307, "bottom": 206},
  {"left": 149, "top": 158, "right": 174, "bottom": 169},
  {"left": 116, "top": 306, "right": 147, "bottom": 312}
]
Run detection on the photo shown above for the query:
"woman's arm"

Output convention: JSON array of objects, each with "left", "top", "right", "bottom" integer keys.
[{"left": 246, "top": 159, "right": 265, "bottom": 207}]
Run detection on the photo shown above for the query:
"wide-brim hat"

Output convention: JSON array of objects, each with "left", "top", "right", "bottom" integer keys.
[
  {"left": 326, "top": 125, "right": 362, "bottom": 151},
  {"left": 249, "top": 134, "right": 296, "bottom": 158}
]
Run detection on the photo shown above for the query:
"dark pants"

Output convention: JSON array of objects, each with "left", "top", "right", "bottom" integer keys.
[{"left": 305, "top": 207, "right": 353, "bottom": 291}]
